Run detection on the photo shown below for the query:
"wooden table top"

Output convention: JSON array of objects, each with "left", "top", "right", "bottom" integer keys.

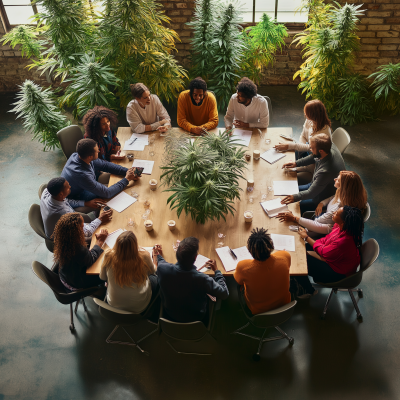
[{"left": 87, "top": 126, "right": 307, "bottom": 276}]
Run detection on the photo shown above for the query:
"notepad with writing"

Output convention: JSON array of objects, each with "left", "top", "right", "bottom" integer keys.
[
  {"left": 106, "top": 191, "right": 137, "bottom": 213},
  {"left": 261, "top": 148, "right": 286, "bottom": 164},
  {"left": 215, "top": 246, "right": 253, "bottom": 272},
  {"left": 260, "top": 199, "right": 288, "bottom": 217}
]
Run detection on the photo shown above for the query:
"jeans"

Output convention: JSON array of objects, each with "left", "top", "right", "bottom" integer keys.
[{"left": 298, "top": 183, "right": 318, "bottom": 214}]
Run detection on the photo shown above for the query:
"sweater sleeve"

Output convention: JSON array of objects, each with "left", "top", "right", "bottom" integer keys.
[
  {"left": 177, "top": 92, "right": 196, "bottom": 132},
  {"left": 67, "top": 198, "right": 85, "bottom": 208},
  {"left": 293, "top": 171, "right": 328, "bottom": 202},
  {"left": 224, "top": 96, "right": 235, "bottom": 128},
  {"left": 298, "top": 217, "right": 332, "bottom": 234},
  {"left": 99, "top": 256, "right": 110, "bottom": 281},
  {"left": 201, "top": 93, "right": 218, "bottom": 131},
  {"left": 295, "top": 153, "right": 315, "bottom": 168},
  {"left": 127, "top": 103, "right": 146, "bottom": 134},
  {"left": 313, "top": 235, "right": 341, "bottom": 261},
  {"left": 204, "top": 270, "right": 229, "bottom": 299},
  {"left": 82, "top": 244, "right": 103, "bottom": 273}
]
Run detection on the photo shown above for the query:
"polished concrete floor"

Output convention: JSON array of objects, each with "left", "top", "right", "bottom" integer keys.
[{"left": 0, "top": 87, "right": 399, "bottom": 400}]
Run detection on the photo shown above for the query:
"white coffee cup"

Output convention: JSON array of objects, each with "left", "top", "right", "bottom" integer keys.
[
  {"left": 244, "top": 211, "right": 253, "bottom": 222},
  {"left": 144, "top": 220, "right": 153, "bottom": 231},
  {"left": 168, "top": 220, "right": 176, "bottom": 231}
]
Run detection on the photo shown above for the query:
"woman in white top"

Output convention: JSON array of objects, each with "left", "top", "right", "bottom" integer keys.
[
  {"left": 100, "top": 231, "right": 158, "bottom": 313},
  {"left": 277, "top": 171, "right": 367, "bottom": 237}
]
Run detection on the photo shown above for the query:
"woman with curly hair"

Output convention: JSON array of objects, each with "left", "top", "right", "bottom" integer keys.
[
  {"left": 53, "top": 213, "right": 108, "bottom": 291},
  {"left": 100, "top": 231, "right": 158, "bottom": 313},
  {"left": 83, "top": 106, "right": 121, "bottom": 161}
]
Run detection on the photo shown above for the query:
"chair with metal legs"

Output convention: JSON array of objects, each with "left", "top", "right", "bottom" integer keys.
[
  {"left": 232, "top": 285, "right": 296, "bottom": 361},
  {"left": 32, "top": 261, "right": 100, "bottom": 331},
  {"left": 315, "top": 238, "right": 379, "bottom": 320},
  {"left": 93, "top": 293, "right": 160, "bottom": 356}
]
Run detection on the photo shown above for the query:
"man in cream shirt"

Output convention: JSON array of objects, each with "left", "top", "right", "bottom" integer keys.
[
  {"left": 224, "top": 77, "right": 269, "bottom": 131},
  {"left": 126, "top": 83, "right": 171, "bottom": 133}
]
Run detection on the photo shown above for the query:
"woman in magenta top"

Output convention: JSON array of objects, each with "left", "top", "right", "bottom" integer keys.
[{"left": 294, "top": 206, "right": 364, "bottom": 299}]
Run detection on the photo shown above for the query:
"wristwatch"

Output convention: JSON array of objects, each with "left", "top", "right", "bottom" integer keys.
[{"left": 303, "top": 236, "right": 309, "bottom": 242}]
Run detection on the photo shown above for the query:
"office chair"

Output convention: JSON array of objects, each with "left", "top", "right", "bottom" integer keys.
[
  {"left": 57, "top": 125, "right": 83, "bottom": 160},
  {"left": 332, "top": 128, "right": 351, "bottom": 155},
  {"left": 232, "top": 286, "right": 296, "bottom": 361},
  {"left": 28, "top": 204, "right": 54, "bottom": 253},
  {"left": 38, "top": 183, "right": 47, "bottom": 199}
]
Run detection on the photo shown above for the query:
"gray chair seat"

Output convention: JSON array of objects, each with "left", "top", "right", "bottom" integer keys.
[
  {"left": 28, "top": 204, "right": 54, "bottom": 252},
  {"left": 57, "top": 125, "right": 83, "bottom": 160}
]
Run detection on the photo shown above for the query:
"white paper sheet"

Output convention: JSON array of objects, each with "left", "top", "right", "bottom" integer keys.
[
  {"left": 106, "top": 192, "right": 137, "bottom": 213},
  {"left": 260, "top": 199, "right": 288, "bottom": 217},
  {"left": 261, "top": 148, "right": 286, "bottom": 164},
  {"left": 123, "top": 141, "right": 146, "bottom": 151},
  {"left": 216, "top": 246, "right": 253, "bottom": 272},
  {"left": 127, "top": 133, "right": 149, "bottom": 145},
  {"left": 195, "top": 254, "right": 211, "bottom": 271},
  {"left": 142, "top": 247, "right": 153, "bottom": 258},
  {"left": 273, "top": 180, "right": 299, "bottom": 196},
  {"left": 231, "top": 129, "right": 252, "bottom": 147},
  {"left": 270, "top": 234, "right": 296, "bottom": 252},
  {"left": 131, "top": 159, "right": 155, "bottom": 175},
  {"left": 105, "top": 229, "right": 125, "bottom": 249}
]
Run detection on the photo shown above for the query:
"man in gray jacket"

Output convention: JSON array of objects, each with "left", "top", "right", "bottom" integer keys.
[{"left": 281, "top": 133, "right": 345, "bottom": 213}]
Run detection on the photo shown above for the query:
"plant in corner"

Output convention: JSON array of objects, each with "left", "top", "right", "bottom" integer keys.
[{"left": 160, "top": 130, "right": 247, "bottom": 224}]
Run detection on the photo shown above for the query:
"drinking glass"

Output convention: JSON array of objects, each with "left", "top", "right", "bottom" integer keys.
[{"left": 126, "top": 214, "right": 136, "bottom": 228}]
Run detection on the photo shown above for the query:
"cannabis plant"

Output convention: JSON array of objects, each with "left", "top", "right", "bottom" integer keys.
[
  {"left": 10, "top": 80, "right": 69, "bottom": 151},
  {"left": 59, "top": 53, "right": 119, "bottom": 118},
  {"left": 369, "top": 63, "right": 400, "bottom": 115},
  {"left": 0, "top": 25, "right": 43, "bottom": 59},
  {"left": 160, "top": 130, "right": 247, "bottom": 224}
]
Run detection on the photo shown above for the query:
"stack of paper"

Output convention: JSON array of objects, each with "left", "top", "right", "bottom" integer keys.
[
  {"left": 261, "top": 148, "right": 286, "bottom": 164},
  {"left": 106, "top": 192, "right": 137, "bottom": 213},
  {"left": 131, "top": 159, "right": 155, "bottom": 175},
  {"left": 123, "top": 133, "right": 149, "bottom": 151},
  {"left": 194, "top": 254, "right": 211, "bottom": 272},
  {"left": 270, "top": 234, "right": 296, "bottom": 252},
  {"left": 273, "top": 180, "right": 299, "bottom": 196},
  {"left": 105, "top": 229, "right": 126, "bottom": 249},
  {"left": 231, "top": 129, "right": 252, "bottom": 147},
  {"left": 215, "top": 246, "right": 253, "bottom": 272},
  {"left": 260, "top": 198, "right": 288, "bottom": 217}
]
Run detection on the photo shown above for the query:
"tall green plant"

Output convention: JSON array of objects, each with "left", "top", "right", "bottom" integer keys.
[
  {"left": 369, "top": 63, "right": 400, "bottom": 115},
  {"left": 10, "top": 80, "right": 69, "bottom": 151},
  {"left": 160, "top": 130, "right": 247, "bottom": 224},
  {"left": 0, "top": 25, "right": 43, "bottom": 58}
]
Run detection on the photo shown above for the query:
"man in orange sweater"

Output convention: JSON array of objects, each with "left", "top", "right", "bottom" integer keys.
[
  {"left": 234, "top": 228, "right": 291, "bottom": 315},
  {"left": 177, "top": 77, "right": 218, "bottom": 135}
]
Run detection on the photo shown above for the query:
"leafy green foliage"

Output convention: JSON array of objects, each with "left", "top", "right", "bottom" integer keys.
[
  {"left": 160, "top": 129, "right": 247, "bottom": 224},
  {"left": 59, "top": 53, "right": 119, "bottom": 118},
  {"left": 368, "top": 63, "right": 400, "bottom": 115},
  {"left": 10, "top": 80, "right": 69, "bottom": 151},
  {"left": 0, "top": 25, "right": 43, "bottom": 58}
]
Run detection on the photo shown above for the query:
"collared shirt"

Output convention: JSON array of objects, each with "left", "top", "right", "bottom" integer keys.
[
  {"left": 126, "top": 94, "right": 171, "bottom": 134},
  {"left": 40, "top": 189, "right": 101, "bottom": 238},
  {"left": 224, "top": 94, "right": 269, "bottom": 129}
]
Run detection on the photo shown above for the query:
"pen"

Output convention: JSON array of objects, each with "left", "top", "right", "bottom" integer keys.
[
  {"left": 128, "top": 138, "right": 137, "bottom": 145},
  {"left": 229, "top": 248, "right": 237, "bottom": 259}
]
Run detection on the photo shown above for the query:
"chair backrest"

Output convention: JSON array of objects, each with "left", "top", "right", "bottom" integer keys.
[
  {"left": 28, "top": 204, "right": 47, "bottom": 240},
  {"left": 38, "top": 183, "right": 48, "bottom": 200},
  {"left": 93, "top": 298, "right": 143, "bottom": 324},
  {"left": 363, "top": 202, "right": 371, "bottom": 223},
  {"left": 32, "top": 261, "right": 99, "bottom": 305},
  {"left": 263, "top": 95, "right": 272, "bottom": 120},
  {"left": 57, "top": 125, "right": 83, "bottom": 160},
  {"left": 159, "top": 318, "right": 209, "bottom": 341},
  {"left": 360, "top": 238, "right": 379, "bottom": 272},
  {"left": 332, "top": 127, "right": 351, "bottom": 154},
  {"left": 251, "top": 300, "right": 297, "bottom": 328}
]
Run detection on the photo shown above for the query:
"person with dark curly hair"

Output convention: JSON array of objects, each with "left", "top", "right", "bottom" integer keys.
[
  {"left": 294, "top": 206, "right": 364, "bottom": 299},
  {"left": 177, "top": 77, "right": 218, "bottom": 135},
  {"left": 224, "top": 77, "right": 269, "bottom": 130},
  {"left": 234, "top": 228, "right": 291, "bottom": 315},
  {"left": 83, "top": 106, "right": 121, "bottom": 162},
  {"left": 53, "top": 213, "right": 108, "bottom": 292}
]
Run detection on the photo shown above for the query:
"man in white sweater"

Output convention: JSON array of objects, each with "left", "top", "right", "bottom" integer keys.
[
  {"left": 224, "top": 77, "right": 269, "bottom": 131},
  {"left": 126, "top": 83, "right": 171, "bottom": 134}
]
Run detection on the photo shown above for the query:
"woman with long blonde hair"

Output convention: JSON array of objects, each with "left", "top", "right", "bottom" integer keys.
[
  {"left": 100, "top": 231, "right": 158, "bottom": 313},
  {"left": 278, "top": 171, "right": 367, "bottom": 237}
]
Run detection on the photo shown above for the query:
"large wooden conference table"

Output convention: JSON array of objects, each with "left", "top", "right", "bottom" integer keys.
[{"left": 87, "top": 126, "right": 307, "bottom": 276}]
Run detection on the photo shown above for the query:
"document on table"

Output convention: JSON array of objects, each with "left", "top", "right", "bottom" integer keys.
[
  {"left": 273, "top": 180, "right": 299, "bottom": 196},
  {"left": 106, "top": 191, "right": 137, "bottom": 213},
  {"left": 127, "top": 133, "right": 149, "bottom": 145},
  {"left": 105, "top": 229, "right": 126, "bottom": 249},
  {"left": 231, "top": 129, "right": 252, "bottom": 147},
  {"left": 270, "top": 234, "right": 296, "bottom": 252},
  {"left": 260, "top": 199, "right": 288, "bottom": 217},
  {"left": 216, "top": 246, "right": 253, "bottom": 272},
  {"left": 123, "top": 141, "right": 146, "bottom": 151},
  {"left": 195, "top": 254, "right": 211, "bottom": 272},
  {"left": 261, "top": 148, "right": 286, "bottom": 164},
  {"left": 131, "top": 159, "right": 154, "bottom": 175}
]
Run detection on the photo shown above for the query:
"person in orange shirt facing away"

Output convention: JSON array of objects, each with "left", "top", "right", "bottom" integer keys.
[
  {"left": 234, "top": 228, "right": 291, "bottom": 315},
  {"left": 177, "top": 77, "right": 218, "bottom": 135}
]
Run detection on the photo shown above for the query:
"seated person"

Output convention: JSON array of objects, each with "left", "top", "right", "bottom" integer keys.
[
  {"left": 177, "top": 77, "right": 218, "bottom": 135},
  {"left": 83, "top": 106, "right": 121, "bottom": 162},
  {"left": 294, "top": 206, "right": 364, "bottom": 299},
  {"left": 234, "top": 228, "right": 291, "bottom": 315},
  {"left": 126, "top": 83, "right": 171, "bottom": 134},
  {"left": 281, "top": 133, "right": 345, "bottom": 214},
  {"left": 278, "top": 171, "right": 367, "bottom": 238},
  {"left": 61, "top": 138, "right": 139, "bottom": 201},
  {"left": 224, "top": 77, "right": 269, "bottom": 131},
  {"left": 53, "top": 213, "right": 108, "bottom": 291},
  {"left": 40, "top": 177, "right": 112, "bottom": 239},
  {"left": 100, "top": 231, "right": 158, "bottom": 313},
  {"left": 156, "top": 237, "right": 229, "bottom": 323}
]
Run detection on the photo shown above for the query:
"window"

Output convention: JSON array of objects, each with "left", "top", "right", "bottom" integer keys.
[
  {"left": 242, "top": 0, "right": 308, "bottom": 24},
  {"left": 0, "top": 0, "right": 44, "bottom": 31}
]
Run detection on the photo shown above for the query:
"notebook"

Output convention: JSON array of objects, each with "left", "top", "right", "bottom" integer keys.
[
  {"left": 261, "top": 148, "right": 286, "bottom": 164},
  {"left": 260, "top": 198, "right": 288, "bottom": 217},
  {"left": 215, "top": 246, "right": 253, "bottom": 272}
]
